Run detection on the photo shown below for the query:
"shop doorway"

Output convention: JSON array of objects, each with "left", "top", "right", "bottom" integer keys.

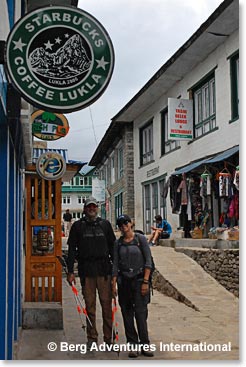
[{"left": 25, "top": 170, "right": 62, "bottom": 302}]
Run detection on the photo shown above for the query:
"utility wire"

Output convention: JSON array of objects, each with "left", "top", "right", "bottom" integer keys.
[
  {"left": 89, "top": 106, "right": 98, "bottom": 146},
  {"left": 70, "top": 123, "right": 108, "bottom": 133}
]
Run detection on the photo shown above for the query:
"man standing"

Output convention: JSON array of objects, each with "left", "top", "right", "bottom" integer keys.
[
  {"left": 63, "top": 209, "right": 72, "bottom": 237},
  {"left": 67, "top": 197, "right": 116, "bottom": 347}
]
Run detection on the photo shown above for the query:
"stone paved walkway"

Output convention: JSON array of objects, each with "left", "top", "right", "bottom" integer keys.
[{"left": 15, "top": 246, "right": 239, "bottom": 360}]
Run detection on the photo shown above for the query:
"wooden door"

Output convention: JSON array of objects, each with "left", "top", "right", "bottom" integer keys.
[{"left": 25, "top": 167, "right": 62, "bottom": 302}]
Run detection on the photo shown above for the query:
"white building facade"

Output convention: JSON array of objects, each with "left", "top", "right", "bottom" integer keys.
[
  {"left": 112, "top": 0, "right": 239, "bottom": 235},
  {"left": 62, "top": 166, "right": 98, "bottom": 220}
]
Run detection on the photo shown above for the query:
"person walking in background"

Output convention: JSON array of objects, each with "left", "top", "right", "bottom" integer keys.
[
  {"left": 63, "top": 209, "right": 72, "bottom": 237},
  {"left": 112, "top": 214, "right": 154, "bottom": 358},
  {"left": 148, "top": 214, "right": 172, "bottom": 246},
  {"left": 66, "top": 197, "right": 116, "bottom": 348}
]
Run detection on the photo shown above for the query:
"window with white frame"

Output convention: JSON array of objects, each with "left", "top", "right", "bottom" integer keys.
[
  {"left": 140, "top": 121, "right": 153, "bottom": 166},
  {"left": 161, "top": 109, "right": 180, "bottom": 155},
  {"left": 115, "top": 192, "right": 123, "bottom": 221},
  {"left": 143, "top": 177, "right": 167, "bottom": 234},
  {"left": 193, "top": 73, "right": 216, "bottom": 138},
  {"left": 118, "top": 147, "right": 124, "bottom": 179},
  {"left": 77, "top": 196, "right": 88, "bottom": 204},
  {"left": 62, "top": 196, "right": 71, "bottom": 205},
  {"left": 111, "top": 156, "right": 115, "bottom": 184},
  {"left": 106, "top": 162, "right": 111, "bottom": 186}
]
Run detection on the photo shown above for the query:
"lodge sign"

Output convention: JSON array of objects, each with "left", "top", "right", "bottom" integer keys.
[
  {"left": 168, "top": 98, "right": 193, "bottom": 140},
  {"left": 5, "top": 6, "right": 114, "bottom": 113},
  {"left": 31, "top": 110, "right": 69, "bottom": 140}
]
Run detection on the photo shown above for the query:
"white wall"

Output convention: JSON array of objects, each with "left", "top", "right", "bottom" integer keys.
[
  {"left": 0, "top": 0, "right": 10, "bottom": 40},
  {"left": 133, "top": 30, "right": 239, "bottom": 231}
]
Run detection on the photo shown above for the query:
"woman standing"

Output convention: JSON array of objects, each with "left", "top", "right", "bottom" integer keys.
[{"left": 112, "top": 215, "right": 154, "bottom": 358}]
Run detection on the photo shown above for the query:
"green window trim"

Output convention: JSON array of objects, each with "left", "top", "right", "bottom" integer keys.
[
  {"left": 192, "top": 71, "right": 216, "bottom": 139},
  {"left": 161, "top": 108, "right": 180, "bottom": 156}
]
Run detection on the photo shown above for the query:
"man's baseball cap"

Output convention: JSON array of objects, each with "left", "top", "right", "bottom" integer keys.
[
  {"left": 116, "top": 214, "right": 131, "bottom": 226},
  {"left": 84, "top": 196, "right": 98, "bottom": 207}
]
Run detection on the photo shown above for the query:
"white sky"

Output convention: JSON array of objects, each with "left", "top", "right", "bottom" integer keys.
[{"left": 48, "top": 0, "right": 226, "bottom": 162}]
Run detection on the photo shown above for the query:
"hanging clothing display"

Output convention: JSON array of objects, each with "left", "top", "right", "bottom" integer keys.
[
  {"left": 187, "top": 179, "right": 192, "bottom": 221},
  {"left": 200, "top": 176, "right": 212, "bottom": 197},
  {"left": 170, "top": 151, "right": 239, "bottom": 238},
  {"left": 233, "top": 168, "right": 239, "bottom": 191},
  {"left": 177, "top": 174, "right": 188, "bottom": 205},
  {"left": 170, "top": 175, "right": 182, "bottom": 214},
  {"left": 219, "top": 175, "right": 233, "bottom": 197},
  {"left": 163, "top": 177, "right": 170, "bottom": 199}
]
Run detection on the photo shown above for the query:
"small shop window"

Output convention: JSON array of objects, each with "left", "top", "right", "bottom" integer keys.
[
  {"left": 140, "top": 120, "right": 153, "bottom": 166},
  {"left": 230, "top": 52, "right": 239, "bottom": 121},
  {"left": 118, "top": 147, "right": 124, "bottom": 179},
  {"left": 115, "top": 192, "right": 123, "bottom": 221},
  {"left": 62, "top": 196, "right": 71, "bottom": 205},
  {"left": 193, "top": 72, "right": 216, "bottom": 138},
  {"left": 111, "top": 156, "right": 115, "bottom": 184},
  {"left": 161, "top": 108, "right": 180, "bottom": 155}
]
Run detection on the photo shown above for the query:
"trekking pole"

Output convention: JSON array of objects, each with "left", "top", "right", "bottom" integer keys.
[
  {"left": 56, "top": 255, "right": 92, "bottom": 328},
  {"left": 71, "top": 284, "right": 93, "bottom": 328},
  {"left": 112, "top": 298, "right": 119, "bottom": 356}
]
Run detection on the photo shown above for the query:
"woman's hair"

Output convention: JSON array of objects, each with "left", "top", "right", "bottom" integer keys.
[{"left": 155, "top": 215, "right": 162, "bottom": 221}]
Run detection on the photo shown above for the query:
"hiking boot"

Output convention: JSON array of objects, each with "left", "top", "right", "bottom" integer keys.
[
  {"left": 104, "top": 339, "right": 112, "bottom": 345},
  {"left": 128, "top": 350, "right": 139, "bottom": 358},
  {"left": 141, "top": 349, "right": 154, "bottom": 357},
  {"left": 87, "top": 340, "right": 97, "bottom": 350}
]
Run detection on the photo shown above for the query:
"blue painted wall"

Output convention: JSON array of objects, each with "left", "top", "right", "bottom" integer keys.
[
  {"left": 0, "top": 115, "right": 8, "bottom": 360},
  {"left": 0, "top": 0, "right": 25, "bottom": 360}
]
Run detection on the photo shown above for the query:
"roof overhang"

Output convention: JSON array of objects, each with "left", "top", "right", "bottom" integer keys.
[
  {"left": 112, "top": 0, "right": 238, "bottom": 123},
  {"left": 172, "top": 145, "right": 239, "bottom": 175}
]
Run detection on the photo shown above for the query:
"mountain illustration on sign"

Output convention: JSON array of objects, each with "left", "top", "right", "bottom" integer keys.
[{"left": 29, "top": 34, "right": 91, "bottom": 79}]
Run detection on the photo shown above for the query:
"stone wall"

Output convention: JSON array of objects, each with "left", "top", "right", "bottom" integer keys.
[{"left": 176, "top": 248, "right": 239, "bottom": 297}]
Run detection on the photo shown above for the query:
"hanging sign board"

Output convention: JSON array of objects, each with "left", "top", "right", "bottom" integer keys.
[
  {"left": 168, "top": 98, "right": 193, "bottom": 140},
  {"left": 36, "top": 152, "right": 66, "bottom": 180},
  {"left": 31, "top": 110, "right": 69, "bottom": 140},
  {"left": 92, "top": 177, "right": 105, "bottom": 202},
  {"left": 5, "top": 6, "right": 115, "bottom": 113}
]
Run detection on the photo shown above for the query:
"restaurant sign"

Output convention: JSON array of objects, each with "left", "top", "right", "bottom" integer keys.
[
  {"left": 5, "top": 6, "right": 114, "bottom": 113},
  {"left": 168, "top": 98, "right": 193, "bottom": 140},
  {"left": 32, "top": 110, "right": 69, "bottom": 140}
]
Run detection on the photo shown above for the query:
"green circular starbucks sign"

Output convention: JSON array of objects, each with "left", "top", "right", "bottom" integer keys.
[{"left": 5, "top": 6, "right": 114, "bottom": 113}]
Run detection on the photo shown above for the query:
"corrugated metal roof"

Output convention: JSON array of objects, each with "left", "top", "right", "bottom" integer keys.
[
  {"left": 206, "top": 145, "right": 239, "bottom": 164},
  {"left": 80, "top": 165, "right": 95, "bottom": 175},
  {"left": 33, "top": 148, "right": 68, "bottom": 163},
  {"left": 172, "top": 145, "right": 239, "bottom": 175},
  {"left": 32, "top": 148, "right": 87, "bottom": 166}
]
